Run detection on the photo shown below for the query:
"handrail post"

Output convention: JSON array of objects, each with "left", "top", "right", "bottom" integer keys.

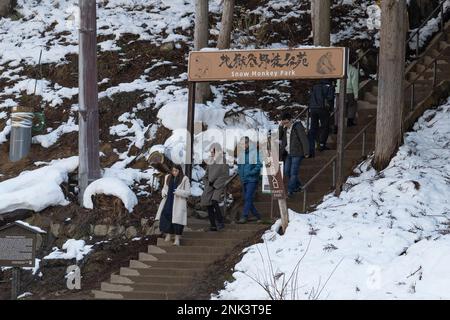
[
  {"left": 332, "top": 160, "right": 336, "bottom": 188},
  {"left": 410, "top": 83, "right": 415, "bottom": 112},
  {"left": 223, "top": 185, "right": 227, "bottom": 219},
  {"left": 433, "top": 59, "right": 437, "bottom": 87},
  {"left": 307, "top": 108, "right": 310, "bottom": 131},
  {"left": 336, "top": 49, "right": 348, "bottom": 196},
  {"left": 376, "top": 52, "right": 379, "bottom": 81},
  {"left": 362, "top": 130, "right": 366, "bottom": 157},
  {"left": 303, "top": 189, "right": 307, "bottom": 212},
  {"left": 416, "top": 29, "right": 420, "bottom": 56}
]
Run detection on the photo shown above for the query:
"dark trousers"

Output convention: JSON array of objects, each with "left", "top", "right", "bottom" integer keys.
[
  {"left": 207, "top": 200, "right": 224, "bottom": 228},
  {"left": 335, "top": 93, "right": 357, "bottom": 126},
  {"left": 284, "top": 155, "right": 303, "bottom": 193},
  {"left": 309, "top": 108, "right": 330, "bottom": 154},
  {"left": 242, "top": 182, "right": 261, "bottom": 219}
]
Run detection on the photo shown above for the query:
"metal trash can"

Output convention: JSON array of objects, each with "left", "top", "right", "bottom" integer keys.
[{"left": 9, "top": 107, "right": 34, "bottom": 162}]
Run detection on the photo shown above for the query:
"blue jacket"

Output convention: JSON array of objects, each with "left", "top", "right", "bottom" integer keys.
[{"left": 237, "top": 147, "right": 262, "bottom": 183}]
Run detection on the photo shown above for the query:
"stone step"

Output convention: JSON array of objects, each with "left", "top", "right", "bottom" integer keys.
[
  {"left": 423, "top": 56, "right": 448, "bottom": 65},
  {"left": 181, "top": 230, "right": 254, "bottom": 239},
  {"left": 110, "top": 274, "right": 193, "bottom": 286},
  {"left": 150, "top": 252, "right": 223, "bottom": 262},
  {"left": 357, "top": 100, "right": 377, "bottom": 110},
  {"left": 439, "top": 40, "right": 450, "bottom": 51},
  {"left": 157, "top": 237, "right": 241, "bottom": 247},
  {"left": 120, "top": 266, "right": 203, "bottom": 277},
  {"left": 363, "top": 91, "right": 377, "bottom": 103},
  {"left": 255, "top": 191, "right": 323, "bottom": 203},
  {"left": 93, "top": 290, "right": 177, "bottom": 300},
  {"left": 101, "top": 281, "right": 186, "bottom": 293},
  {"left": 185, "top": 223, "right": 264, "bottom": 232},
  {"left": 414, "top": 62, "right": 450, "bottom": 73},
  {"left": 130, "top": 259, "right": 211, "bottom": 269}
]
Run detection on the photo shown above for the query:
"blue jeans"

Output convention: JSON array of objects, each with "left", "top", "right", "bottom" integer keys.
[
  {"left": 284, "top": 155, "right": 303, "bottom": 193},
  {"left": 242, "top": 182, "right": 261, "bottom": 219}
]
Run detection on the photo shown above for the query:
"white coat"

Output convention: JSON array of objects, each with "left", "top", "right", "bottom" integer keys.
[{"left": 155, "top": 175, "right": 191, "bottom": 226}]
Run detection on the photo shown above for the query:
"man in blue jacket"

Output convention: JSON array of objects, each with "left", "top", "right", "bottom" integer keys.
[{"left": 237, "top": 136, "right": 262, "bottom": 224}]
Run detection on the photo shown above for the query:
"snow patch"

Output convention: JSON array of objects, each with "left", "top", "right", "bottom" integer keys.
[{"left": 83, "top": 177, "right": 138, "bottom": 212}]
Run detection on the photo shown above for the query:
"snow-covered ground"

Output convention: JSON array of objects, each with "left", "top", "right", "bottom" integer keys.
[
  {"left": 216, "top": 99, "right": 450, "bottom": 300},
  {"left": 0, "top": 156, "right": 78, "bottom": 213}
]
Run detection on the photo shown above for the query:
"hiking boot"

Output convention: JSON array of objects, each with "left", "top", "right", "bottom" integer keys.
[
  {"left": 237, "top": 217, "right": 248, "bottom": 224},
  {"left": 164, "top": 234, "right": 171, "bottom": 242},
  {"left": 217, "top": 223, "right": 225, "bottom": 231},
  {"left": 209, "top": 226, "right": 218, "bottom": 232}
]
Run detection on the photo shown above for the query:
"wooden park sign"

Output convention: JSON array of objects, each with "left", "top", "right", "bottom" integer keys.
[
  {"left": 186, "top": 47, "right": 349, "bottom": 234},
  {"left": 188, "top": 47, "right": 346, "bottom": 82}
]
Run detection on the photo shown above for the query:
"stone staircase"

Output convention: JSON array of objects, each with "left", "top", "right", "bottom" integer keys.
[
  {"left": 93, "top": 20, "right": 450, "bottom": 300},
  {"left": 93, "top": 219, "right": 267, "bottom": 299}
]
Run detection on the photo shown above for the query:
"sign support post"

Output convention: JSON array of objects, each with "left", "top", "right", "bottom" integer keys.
[
  {"left": 11, "top": 267, "right": 20, "bottom": 300},
  {"left": 336, "top": 48, "right": 349, "bottom": 196},
  {"left": 186, "top": 82, "right": 196, "bottom": 179}
]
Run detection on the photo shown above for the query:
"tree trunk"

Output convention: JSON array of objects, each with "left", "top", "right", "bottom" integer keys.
[
  {"left": 374, "top": 0, "right": 407, "bottom": 171},
  {"left": 194, "top": 0, "right": 212, "bottom": 103},
  {"left": 0, "top": 0, "right": 14, "bottom": 17},
  {"left": 312, "top": 0, "right": 331, "bottom": 46},
  {"left": 217, "top": 0, "right": 235, "bottom": 49}
]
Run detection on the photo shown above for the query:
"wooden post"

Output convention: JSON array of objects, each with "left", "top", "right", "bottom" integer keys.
[
  {"left": 217, "top": 0, "right": 235, "bottom": 49},
  {"left": 374, "top": 0, "right": 407, "bottom": 171},
  {"left": 78, "top": 0, "right": 101, "bottom": 205},
  {"left": 336, "top": 49, "right": 348, "bottom": 196},
  {"left": 194, "top": 0, "right": 212, "bottom": 103},
  {"left": 186, "top": 82, "right": 196, "bottom": 179},
  {"left": 11, "top": 267, "right": 20, "bottom": 300},
  {"left": 312, "top": 0, "right": 331, "bottom": 46},
  {"left": 278, "top": 198, "right": 289, "bottom": 234}
]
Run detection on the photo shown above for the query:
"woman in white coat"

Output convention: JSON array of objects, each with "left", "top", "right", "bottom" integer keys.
[{"left": 156, "top": 164, "right": 191, "bottom": 246}]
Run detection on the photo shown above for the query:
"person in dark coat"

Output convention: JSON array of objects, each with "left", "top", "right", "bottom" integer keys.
[
  {"left": 308, "top": 79, "right": 335, "bottom": 156},
  {"left": 200, "top": 143, "right": 229, "bottom": 231},
  {"left": 237, "top": 136, "right": 262, "bottom": 224},
  {"left": 279, "top": 111, "right": 310, "bottom": 197},
  {"left": 156, "top": 164, "right": 191, "bottom": 246}
]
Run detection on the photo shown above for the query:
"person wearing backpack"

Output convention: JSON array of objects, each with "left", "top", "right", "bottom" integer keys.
[
  {"left": 279, "top": 111, "right": 310, "bottom": 197},
  {"left": 308, "top": 79, "right": 335, "bottom": 156}
]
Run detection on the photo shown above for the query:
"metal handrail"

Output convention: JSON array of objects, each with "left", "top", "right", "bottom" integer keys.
[
  {"left": 297, "top": 2, "right": 449, "bottom": 213},
  {"left": 407, "top": 0, "right": 447, "bottom": 56},
  {"left": 301, "top": 116, "right": 377, "bottom": 212},
  {"left": 405, "top": 44, "right": 445, "bottom": 113},
  {"left": 353, "top": 1, "right": 448, "bottom": 75}
]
